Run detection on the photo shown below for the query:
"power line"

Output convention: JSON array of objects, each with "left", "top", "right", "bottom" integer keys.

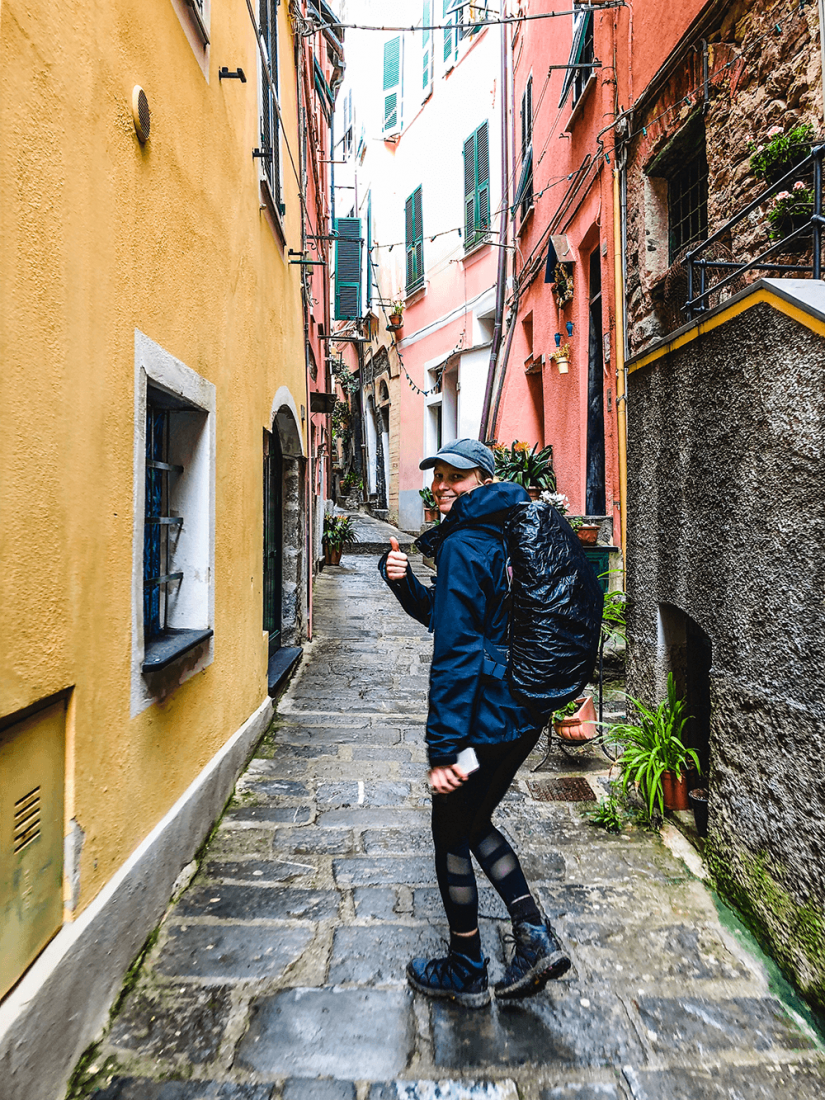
[{"left": 299, "top": 3, "right": 626, "bottom": 37}]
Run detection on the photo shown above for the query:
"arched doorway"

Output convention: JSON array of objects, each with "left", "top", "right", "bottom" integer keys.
[
  {"left": 263, "top": 427, "right": 283, "bottom": 655},
  {"left": 265, "top": 395, "right": 306, "bottom": 653}
]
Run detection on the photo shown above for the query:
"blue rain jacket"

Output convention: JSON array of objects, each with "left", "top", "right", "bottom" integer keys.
[{"left": 378, "top": 481, "right": 540, "bottom": 766}]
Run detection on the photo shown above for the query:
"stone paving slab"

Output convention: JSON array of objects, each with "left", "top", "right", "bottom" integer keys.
[
  {"left": 84, "top": 557, "right": 825, "bottom": 1098},
  {"left": 155, "top": 923, "right": 315, "bottom": 981},
  {"left": 235, "top": 988, "right": 415, "bottom": 1078}
]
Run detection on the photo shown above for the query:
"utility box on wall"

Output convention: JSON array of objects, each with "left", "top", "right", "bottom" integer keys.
[{"left": 1, "top": 697, "right": 66, "bottom": 998}]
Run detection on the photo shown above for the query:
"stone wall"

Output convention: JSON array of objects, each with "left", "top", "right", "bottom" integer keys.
[
  {"left": 626, "top": 291, "right": 825, "bottom": 1011},
  {"left": 624, "top": 0, "right": 822, "bottom": 352}
]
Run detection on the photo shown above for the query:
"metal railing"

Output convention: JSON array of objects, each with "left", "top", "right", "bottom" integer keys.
[{"left": 684, "top": 144, "right": 824, "bottom": 319}]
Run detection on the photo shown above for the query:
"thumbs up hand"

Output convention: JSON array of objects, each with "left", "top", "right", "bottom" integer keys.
[{"left": 386, "top": 536, "right": 409, "bottom": 581}]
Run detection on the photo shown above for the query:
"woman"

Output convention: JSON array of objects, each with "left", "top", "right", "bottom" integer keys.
[{"left": 380, "top": 438, "right": 570, "bottom": 1007}]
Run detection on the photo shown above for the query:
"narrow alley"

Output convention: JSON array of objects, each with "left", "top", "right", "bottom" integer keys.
[{"left": 84, "top": 538, "right": 825, "bottom": 1100}]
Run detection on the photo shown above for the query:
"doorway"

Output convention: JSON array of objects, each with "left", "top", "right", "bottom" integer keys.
[
  {"left": 263, "top": 428, "right": 283, "bottom": 656},
  {"left": 586, "top": 247, "right": 606, "bottom": 515}
]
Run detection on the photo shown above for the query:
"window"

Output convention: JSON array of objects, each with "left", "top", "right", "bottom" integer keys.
[
  {"left": 259, "top": 0, "right": 283, "bottom": 217},
  {"left": 516, "top": 76, "right": 533, "bottom": 222},
  {"left": 443, "top": 1, "right": 460, "bottom": 67},
  {"left": 132, "top": 331, "right": 216, "bottom": 716},
  {"left": 383, "top": 36, "right": 403, "bottom": 134},
  {"left": 559, "top": 5, "right": 595, "bottom": 109},
  {"left": 342, "top": 89, "right": 354, "bottom": 158},
  {"left": 463, "top": 121, "right": 490, "bottom": 250},
  {"left": 422, "top": 0, "right": 434, "bottom": 98},
  {"left": 334, "top": 217, "right": 363, "bottom": 319},
  {"left": 668, "top": 148, "right": 708, "bottom": 263},
  {"left": 184, "top": 0, "right": 209, "bottom": 44},
  {"left": 405, "top": 187, "right": 424, "bottom": 293}
]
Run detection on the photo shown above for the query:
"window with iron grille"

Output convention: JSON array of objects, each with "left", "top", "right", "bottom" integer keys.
[
  {"left": 405, "top": 186, "right": 424, "bottom": 293},
  {"left": 259, "top": 0, "right": 283, "bottom": 217},
  {"left": 144, "top": 400, "right": 184, "bottom": 642},
  {"left": 668, "top": 148, "right": 708, "bottom": 263},
  {"left": 463, "top": 121, "right": 490, "bottom": 250}
]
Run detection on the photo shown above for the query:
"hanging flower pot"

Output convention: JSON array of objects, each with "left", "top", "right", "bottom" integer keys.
[
  {"left": 662, "top": 770, "right": 690, "bottom": 811},
  {"left": 554, "top": 696, "right": 597, "bottom": 743},
  {"left": 550, "top": 343, "right": 571, "bottom": 375}
]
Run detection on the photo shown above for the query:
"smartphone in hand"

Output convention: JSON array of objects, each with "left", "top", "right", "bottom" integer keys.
[{"left": 456, "top": 746, "right": 480, "bottom": 775}]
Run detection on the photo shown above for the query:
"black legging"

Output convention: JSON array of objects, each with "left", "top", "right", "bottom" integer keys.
[{"left": 431, "top": 729, "right": 542, "bottom": 933}]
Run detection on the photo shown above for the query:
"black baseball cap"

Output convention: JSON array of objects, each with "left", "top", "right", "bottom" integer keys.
[{"left": 419, "top": 438, "right": 496, "bottom": 477}]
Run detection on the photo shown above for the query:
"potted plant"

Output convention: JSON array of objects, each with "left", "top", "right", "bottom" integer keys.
[
  {"left": 419, "top": 486, "right": 440, "bottom": 523},
  {"left": 550, "top": 343, "right": 571, "bottom": 374},
  {"left": 388, "top": 300, "right": 405, "bottom": 330},
  {"left": 767, "top": 181, "right": 814, "bottom": 244},
  {"left": 493, "top": 440, "right": 556, "bottom": 497},
  {"left": 688, "top": 788, "right": 709, "bottom": 838},
  {"left": 553, "top": 696, "right": 597, "bottom": 743},
  {"left": 322, "top": 514, "right": 358, "bottom": 565},
  {"left": 606, "top": 672, "right": 701, "bottom": 817}
]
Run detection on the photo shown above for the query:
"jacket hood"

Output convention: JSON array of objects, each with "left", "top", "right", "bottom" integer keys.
[{"left": 415, "top": 481, "right": 529, "bottom": 558}]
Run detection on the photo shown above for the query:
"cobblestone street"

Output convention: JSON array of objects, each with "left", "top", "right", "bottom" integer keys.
[{"left": 88, "top": 543, "right": 825, "bottom": 1100}]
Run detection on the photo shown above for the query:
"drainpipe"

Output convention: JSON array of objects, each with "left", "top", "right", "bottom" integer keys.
[
  {"left": 612, "top": 168, "right": 628, "bottom": 563},
  {"left": 479, "top": 15, "right": 510, "bottom": 440}
]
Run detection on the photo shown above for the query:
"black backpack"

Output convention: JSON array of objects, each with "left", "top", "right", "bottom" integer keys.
[{"left": 494, "top": 501, "right": 604, "bottom": 720}]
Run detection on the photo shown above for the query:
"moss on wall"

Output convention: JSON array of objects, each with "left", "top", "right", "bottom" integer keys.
[{"left": 707, "top": 842, "right": 825, "bottom": 1015}]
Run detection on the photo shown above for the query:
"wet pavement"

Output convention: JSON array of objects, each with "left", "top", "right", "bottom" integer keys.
[{"left": 86, "top": 546, "right": 825, "bottom": 1100}]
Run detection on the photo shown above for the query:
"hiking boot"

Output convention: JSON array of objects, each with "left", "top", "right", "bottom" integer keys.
[
  {"left": 494, "top": 919, "right": 571, "bottom": 999},
  {"left": 406, "top": 949, "right": 491, "bottom": 1008}
]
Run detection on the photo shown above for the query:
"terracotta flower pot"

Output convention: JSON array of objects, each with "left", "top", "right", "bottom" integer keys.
[
  {"left": 527, "top": 487, "right": 542, "bottom": 501},
  {"left": 324, "top": 546, "right": 342, "bottom": 566},
  {"left": 424, "top": 508, "right": 439, "bottom": 523},
  {"left": 577, "top": 524, "right": 599, "bottom": 545},
  {"left": 554, "top": 695, "right": 597, "bottom": 743},
  {"left": 662, "top": 770, "right": 690, "bottom": 811}
]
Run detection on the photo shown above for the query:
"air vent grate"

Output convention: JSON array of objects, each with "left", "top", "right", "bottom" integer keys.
[
  {"left": 14, "top": 787, "right": 42, "bottom": 852},
  {"left": 527, "top": 777, "right": 596, "bottom": 803}
]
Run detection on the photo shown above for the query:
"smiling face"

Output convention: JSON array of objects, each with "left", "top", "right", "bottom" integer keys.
[{"left": 431, "top": 462, "right": 493, "bottom": 514}]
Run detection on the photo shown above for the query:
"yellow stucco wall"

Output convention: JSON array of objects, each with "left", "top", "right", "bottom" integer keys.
[{"left": 0, "top": 2, "right": 306, "bottom": 915}]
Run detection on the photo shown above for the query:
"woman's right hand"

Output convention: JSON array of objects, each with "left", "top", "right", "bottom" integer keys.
[{"left": 386, "top": 537, "right": 409, "bottom": 581}]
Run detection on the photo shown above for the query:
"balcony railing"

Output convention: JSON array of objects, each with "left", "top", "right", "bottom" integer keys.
[{"left": 685, "top": 144, "right": 824, "bottom": 320}]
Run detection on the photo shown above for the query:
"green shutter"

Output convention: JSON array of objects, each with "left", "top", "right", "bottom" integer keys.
[
  {"left": 366, "top": 191, "right": 373, "bottom": 309},
  {"left": 463, "top": 134, "right": 476, "bottom": 241},
  {"left": 423, "top": 0, "right": 432, "bottom": 92},
  {"left": 405, "top": 186, "right": 424, "bottom": 292},
  {"left": 383, "top": 36, "right": 402, "bottom": 132},
  {"left": 463, "top": 123, "right": 490, "bottom": 248},
  {"left": 443, "top": 0, "right": 457, "bottom": 64},
  {"left": 335, "top": 217, "right": 362, "bottom": 320}
]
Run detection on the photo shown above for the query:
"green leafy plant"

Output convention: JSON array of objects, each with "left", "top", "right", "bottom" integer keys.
[
  {"left": 419, "top": 486, "right": 438, "bottom": 509},
  {"left": 342, "top": 470, "right": 363, "bottom": 491},
  {"left": 767, "top": 182, "right": 814, "bottom": 240},
  {"left": 586, "top": 794, "right": 625, "bottom": 834},
  {"left": 322, "top": 514, "right": 358, "bottom": 551},
  {"left": 749, "top": 122, "right": 815, "bottom": 182},
  {"left": 600, "top": 579, "right": 627, "bottom": 648},
  {"left": 492, "top": 440, "right": 556, "bottom": 490},
  {"left": 332, "top": 399, "right": 352, "bottom": 448},
  {"left": 552, "top": 698, "right": 580, "bottom": 724},
  {"left": 606, "top": 672, "right": 700, "bottom": 819},
  {"left": 567, "top": 515, "right": 584, "bottom": 532}
]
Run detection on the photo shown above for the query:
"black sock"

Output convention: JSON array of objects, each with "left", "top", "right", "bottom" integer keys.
[
  {"left": 450, "top": 929, "right": 482, "bottom": 962},
  {"left": 509, "top": 893, "right": 542, "bottom": 926}
]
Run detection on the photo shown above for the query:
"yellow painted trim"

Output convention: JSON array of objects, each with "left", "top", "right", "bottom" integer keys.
[{"left": 628, "top": 287, "right": 825, "bottom": 374}]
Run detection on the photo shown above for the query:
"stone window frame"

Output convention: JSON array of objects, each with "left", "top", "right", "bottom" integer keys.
[
  {"left": 131, "top": 331, "right": 216, "bottom": 718},
  {"left": 170, "top": 0, "right": 210, "bottom": 80}
]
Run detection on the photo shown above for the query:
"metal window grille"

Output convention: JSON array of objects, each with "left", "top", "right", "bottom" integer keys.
[
  {"left": 668, "top": 149, "right": 708, "bottom": 264},
  {"left": 144, "top": 401, "right": 183, "bottom": 640}
]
